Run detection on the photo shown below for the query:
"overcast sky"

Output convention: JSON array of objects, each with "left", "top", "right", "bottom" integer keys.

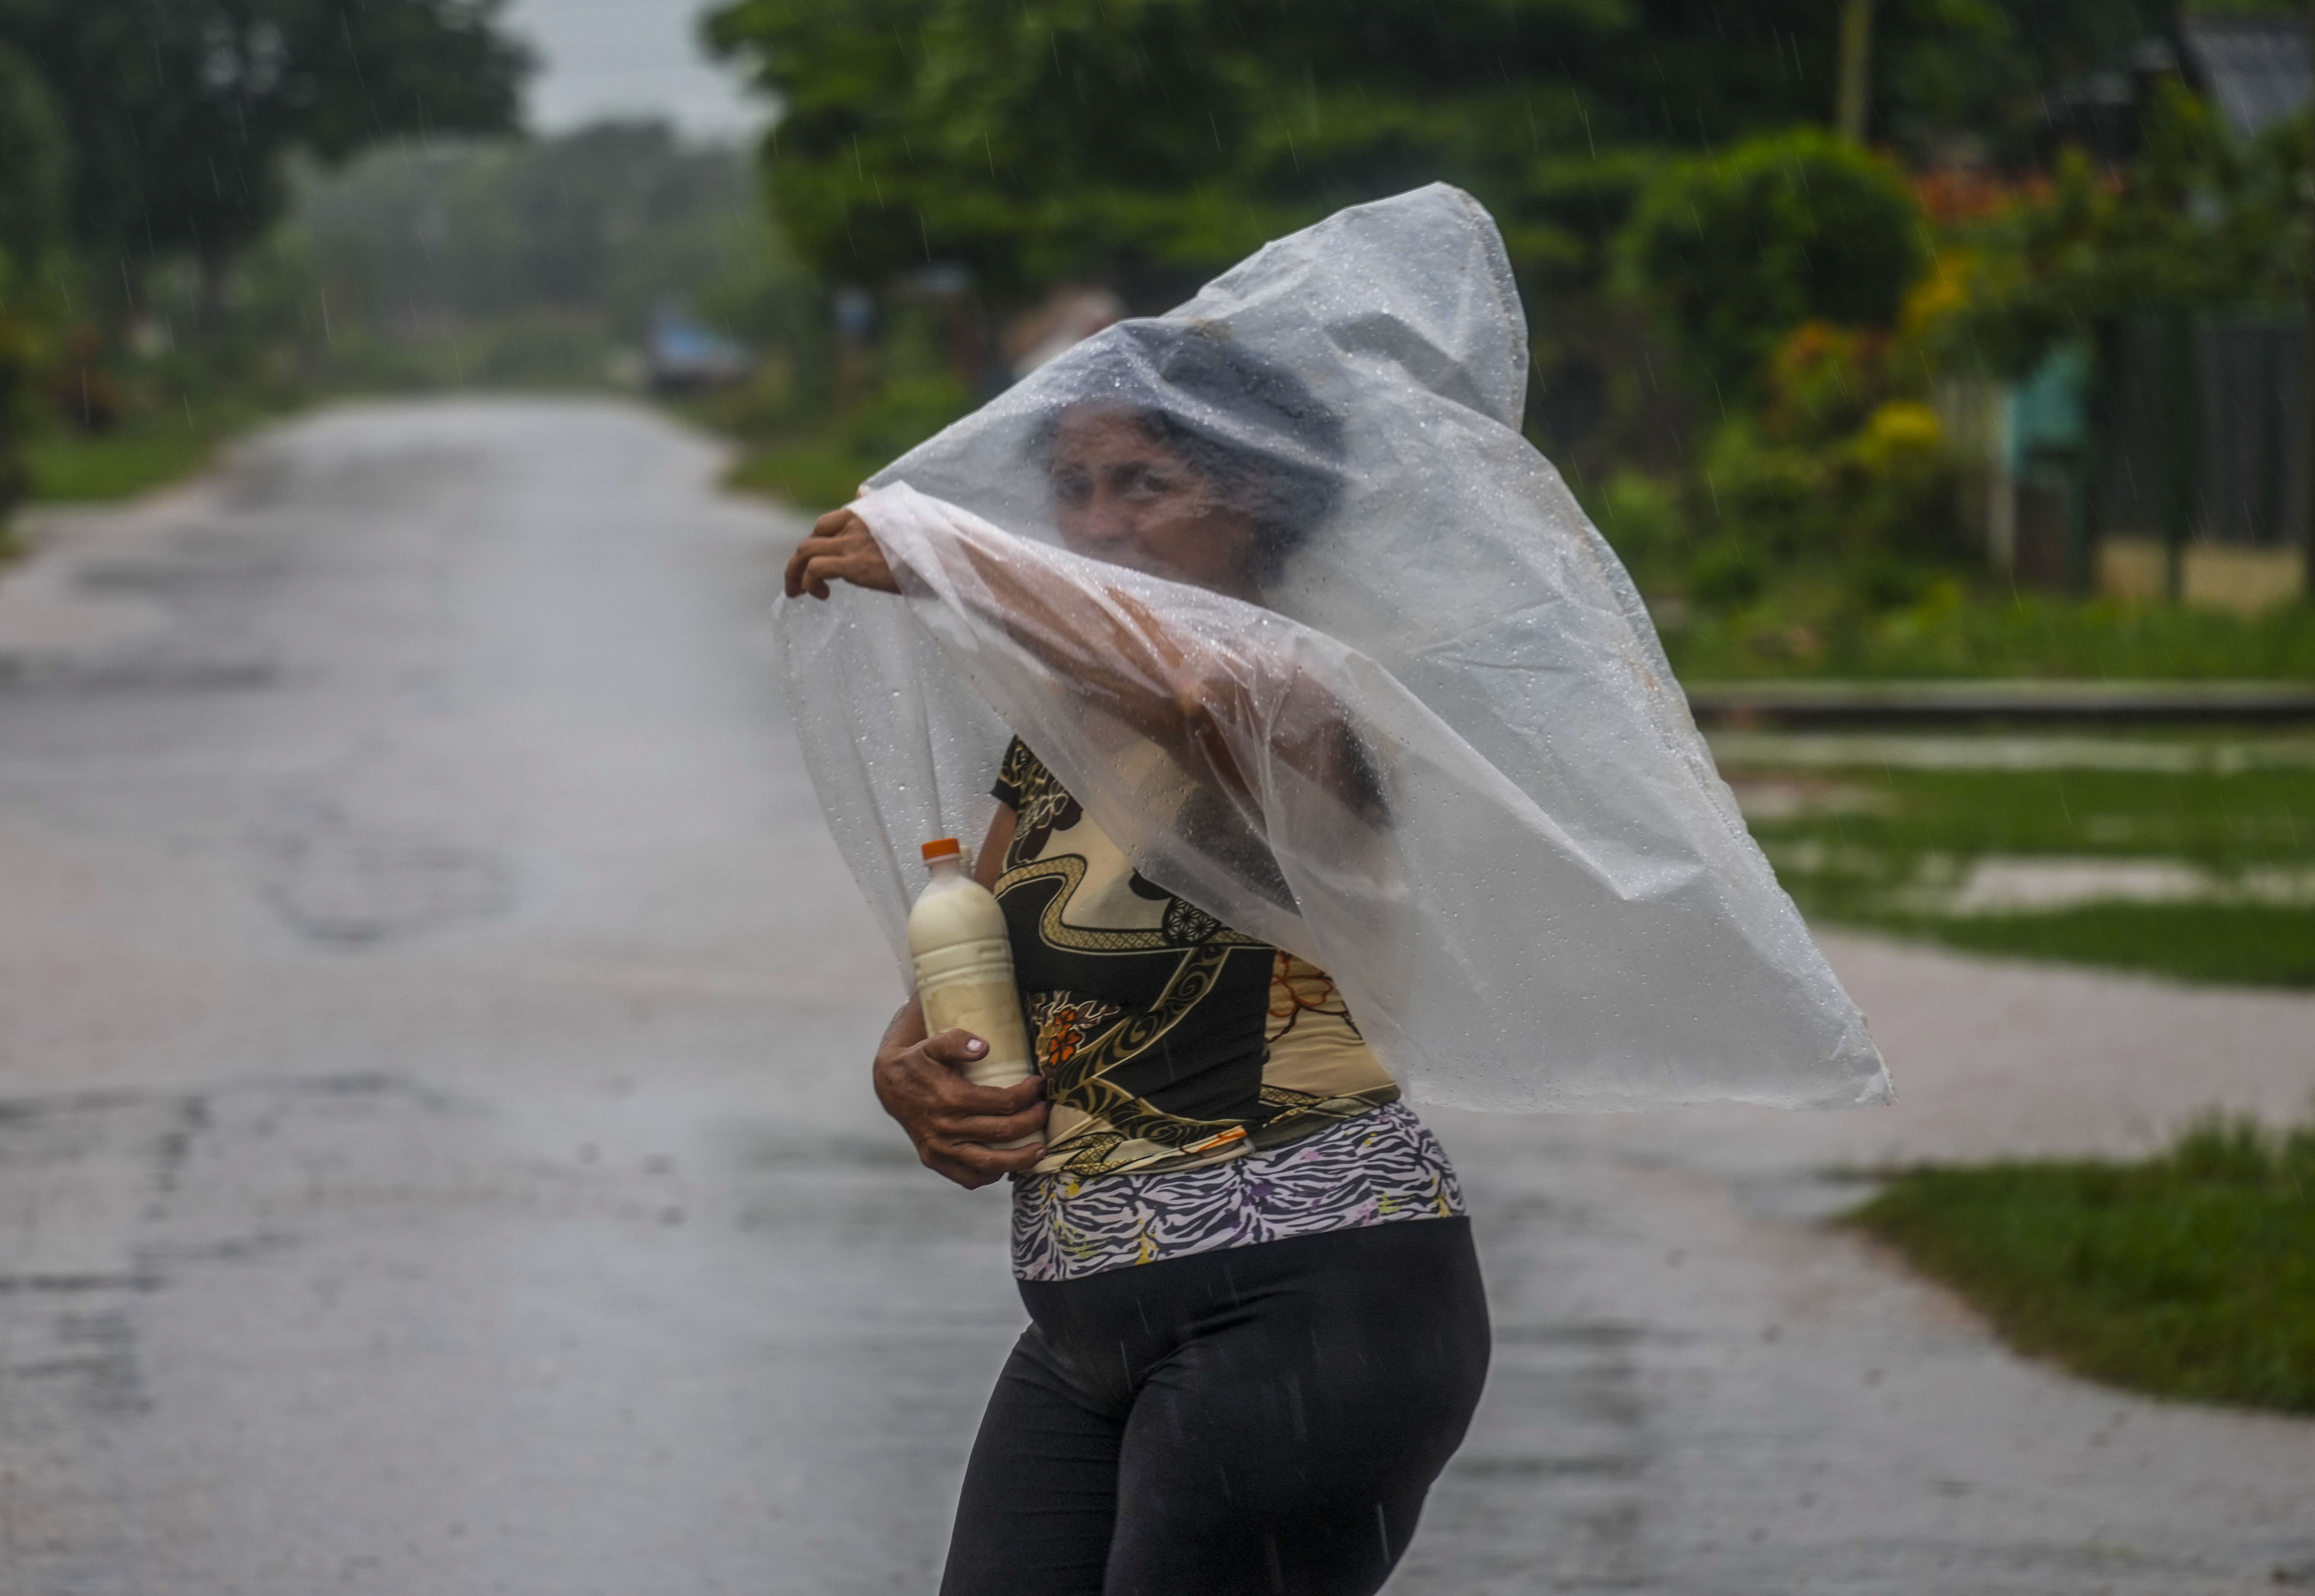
[{"left": 503, "top": 0, "right": 766, "bottom": 141}]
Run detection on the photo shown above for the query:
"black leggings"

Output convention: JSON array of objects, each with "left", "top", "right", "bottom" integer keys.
[{"left": 940, "top": 1218, "right": 1490, "bottom": 1596}]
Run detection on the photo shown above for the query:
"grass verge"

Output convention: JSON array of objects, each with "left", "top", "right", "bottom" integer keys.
[
  {"left": 1886, "top": 904, "right": 2315, "bottom": 987},
  {"left": 1740, "top": 759, "right": 2315, "bottom": 986},
  {"left": 1664, "top": 591, "right": 2315, "bottom": 681},
  {"left": 722, "top": 440, "right": 885, "bottom": 515},
  {"left": 1849, "top": 1118, "right": 2315, "bottom": 1413},
  {"left": 24, "top": 415, "right": 239, "bottom": 504}
]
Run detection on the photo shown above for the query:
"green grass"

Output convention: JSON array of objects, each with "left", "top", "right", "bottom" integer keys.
[
  {"left": 1850, "top": 1118, "right": 2315, "bottom": 1413},
  {"left": 1749, "top": 765, "right": 2315, "bottom": 871},
  {"left": 700, "top": 361, "right": 976, "bottom": 516},
  {"left": 722, "top": 440, "right": 884, "bottom": 515},
  {"left": 1883, "top": 904, "right": 2315, "bottom": 986},
  {"left": 1740, "top": 758, "right": 2315, "bottom": 985},
  {"left": 1665, "top": 590, "right": 2315, "bottom": 681},
  {"left": 24, "top": 417, "right": 234, "bottom": 503}
]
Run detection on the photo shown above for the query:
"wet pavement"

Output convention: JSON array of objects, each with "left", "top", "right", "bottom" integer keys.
[{"left": 1, "top": 399, "right": 2310, "bottom": 1594}]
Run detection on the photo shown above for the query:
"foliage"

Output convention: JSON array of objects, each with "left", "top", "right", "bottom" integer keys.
[
  {"left": 1700, "top": 398, "right": 1962, "bottom": 580},
  {"left": 0, "top": 39, "right": 65, "bottom": 265},
  {"left": 1, "top": 121, "right": 810, "bottom": 515},
  {"left": 707, "top": 306, "right": 977, "bottom": 512},
  {"left": 1622, "top": 130, "right": 1931, "bottom": 393},
  {"left": 22, "top": 412, "right": 239, "bottom": 504},
  {"left": 1599, "top": 133, "right": 1961, "bottom": 619},
  {"left": 288, "top": 124, "right": 789, "bottom": 343},
  {"left": 0, "top": 0, "right": 528, "bottom": 292},
  {"left": 709, "top": 0, "right": 1598, "bottom": 303},
  {"left": 1940, "top": 84, "right": 2313, "bottom": 377},
  {"left": 1900, "top": 904, "right": 2315, "bottom": 985},
  {"left": 1667, "top": 587, "right": 2315, "bottom": 678},
  {"left": 0, "top": 259, "right": 38, "bottom": 526},
  {"left": 0, "top": 41, "right": 65, "bottom": 528},
  {"left": 1742, "top": 761, "right": 2315, "bottom": 873},
  {"left": 1592, "top": 469, "right": 1690, "bottom": 591},
  {"left": 1875, "top": 0, "right": 2172, "bottom": 157},
  {"left": 1851, "top": 1116, "right": 2315, "bottom": 1410},
  {"left": 694, "top": 0, "right": 2205, "bottom": 582},
  {"left": 701, "top": 0, "right": 2140, "bottom": 305},
  {"left": 1587, "top": 319, "right": 1971, "bottom": 620}
]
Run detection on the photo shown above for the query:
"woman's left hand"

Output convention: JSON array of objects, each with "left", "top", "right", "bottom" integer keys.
[{"left": 785, "top": 507, "right": 902, "bottom": 600}]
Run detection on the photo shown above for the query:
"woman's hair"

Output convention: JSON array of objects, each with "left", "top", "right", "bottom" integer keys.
[{"left": 1032, "top": 322, "right": 1346, "bottom": 583}]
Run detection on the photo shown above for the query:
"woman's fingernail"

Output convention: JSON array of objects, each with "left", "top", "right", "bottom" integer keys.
[{"left": 966, "top": 1038, "right": 986, "bottom": 1056}]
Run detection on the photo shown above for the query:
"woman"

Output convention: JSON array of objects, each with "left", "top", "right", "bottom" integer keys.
[{"left": 785, "top": 327, "right": 1490, "bottom": 1596}]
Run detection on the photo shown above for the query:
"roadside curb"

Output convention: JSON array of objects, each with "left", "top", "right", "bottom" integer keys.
[{"left": 1689, "top": 679, "right": 2315, "bottom": 727}]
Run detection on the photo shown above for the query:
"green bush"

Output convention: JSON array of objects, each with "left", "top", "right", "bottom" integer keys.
[
  {"left": 0, "top": 42, "right": 67, "bottom": 532},
  {"left": 1670, "top": 394, "right": 1964, "bottom": 616},
  {"left": 1668, "top": 589, "right": 2315, "bottom": 679},
  {"left": 1592, "top": 468, "right": 1691, "bottom": 591},
  {"left": 0, "top": 287, "right": 36, "bottom": 527},
  {"left": 0, "top": 44, "right": 66, "bottom": 267},
  {"left": 722, "top": 369, "right": 976, "bottom": 512},
  {"left": 1622, "top": 129, "right": 1931, "bottom": 393}
]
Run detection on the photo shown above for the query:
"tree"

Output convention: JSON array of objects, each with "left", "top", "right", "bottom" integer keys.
[
  {"left": 1946, "top": 83, "right": 2311, "bottom": 377},
  {"left": 0, "top": 40, "right": 66, "bottom": 523},
  {"left": 0, "top": 38, "right": 65, "bottom": 266},
  {"left": 0, "top": 0, "right": 530, "bottom": 323},
  {"left": 703, "top": 0, "right": 2175, "bottom": 309}
]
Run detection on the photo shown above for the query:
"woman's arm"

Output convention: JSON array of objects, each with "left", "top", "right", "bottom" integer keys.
[
  {"left": 868, "top": 803, "right": 1041, "bottom": 1189},
  {"left": 786, "top": 508, "right": 1374, "bottom": 819},
  {"left": 786, "top": 505, "right": 1248, "bottom": 748}
]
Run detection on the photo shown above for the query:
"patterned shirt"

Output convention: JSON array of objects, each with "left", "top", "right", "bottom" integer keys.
[
  {"left": 990, "top": 738, "right": 1465, "bottom": 1279},
  {"left": 991, "top": 736, "right": 1401, "bottom": 1180}
]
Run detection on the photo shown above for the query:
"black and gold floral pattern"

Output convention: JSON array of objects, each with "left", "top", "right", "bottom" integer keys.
[{"left": 992, "top": 738, "right": 1400, "bottom": 1180}]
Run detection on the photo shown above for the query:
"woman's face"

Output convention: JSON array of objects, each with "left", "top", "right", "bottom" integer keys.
[{"left": 1047, "top": 407, "right": 1263, "bottom": 601}]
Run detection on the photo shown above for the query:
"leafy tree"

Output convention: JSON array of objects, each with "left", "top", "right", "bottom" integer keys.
[
  {"left": 0, "top": 40, "right": 65, "bottom": 524},
  {"left": 1945, "top": 84, "right": 2313, "bottom": 377},
  {"left": 0, "top": 0, "right": 530, "bottom": 320},
  {"left": 0, "top": 39, "right": 65, "bottom": 265},
  {"left": 1621, "top": 129, "right": 1930, "bottom": 391},
  {"left": 293, "top": 122, "right": 761, "bottom": 335},
  {"left": 703, "top": 0, "right": 2140, "bottom": 306},
  {"left": 1874, "top": 0, "right": 2174, "bottom": 155}
]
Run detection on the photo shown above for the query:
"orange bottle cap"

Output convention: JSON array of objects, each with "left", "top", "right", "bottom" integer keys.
[{"left": 921, "top": 837, "right": 963, "bottom": 861}]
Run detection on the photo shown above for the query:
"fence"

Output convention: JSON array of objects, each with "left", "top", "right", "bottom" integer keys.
[{"left": 2090, "top": 313, "right": 2309, "bottom": 608}]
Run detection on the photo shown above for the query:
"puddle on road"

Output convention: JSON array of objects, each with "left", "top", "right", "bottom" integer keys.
[
  {"left": 0, "top": 1072, "right": 1016, "bottom": 1594},
  {"left": 251, "top": 790, "right": 516, "bottom": 947}
]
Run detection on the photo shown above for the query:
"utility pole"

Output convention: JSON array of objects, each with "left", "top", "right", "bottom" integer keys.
[{"left": 1838, "top": 0, "right": 1877, "bottom": 143}]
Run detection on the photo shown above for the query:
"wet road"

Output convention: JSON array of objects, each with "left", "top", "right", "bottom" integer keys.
[{"left": 2, "top": 399, "right": 2310, "bottom": 1595}]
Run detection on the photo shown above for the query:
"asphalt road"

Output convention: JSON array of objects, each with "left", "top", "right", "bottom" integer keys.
[{"left": 1, "top": 399, "right": 2309, "bottom": 1596}]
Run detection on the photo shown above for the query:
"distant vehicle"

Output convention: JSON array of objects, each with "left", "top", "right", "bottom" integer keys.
[{"left": 645, "top": 314, "right": 752, "bottom": 395}]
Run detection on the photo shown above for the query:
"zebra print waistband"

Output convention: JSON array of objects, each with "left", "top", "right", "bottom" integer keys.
[{"left": 1009, "top": 1101, "right": 1466, "bottom": 1283}]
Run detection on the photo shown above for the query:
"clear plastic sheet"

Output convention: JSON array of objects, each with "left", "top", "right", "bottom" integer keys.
[{"left": 773, "top": 183, "right": 1889, "bottom": 1112}]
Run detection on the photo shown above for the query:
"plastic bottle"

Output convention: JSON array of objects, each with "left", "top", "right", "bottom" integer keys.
[{"left": 908, "top": 837, "right": 1037, "bottom": 1146}]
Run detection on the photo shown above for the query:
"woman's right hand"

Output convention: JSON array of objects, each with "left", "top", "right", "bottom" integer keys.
[
  {"left": 786, "top": 507, "right": 902, "bottom": 600},
  {"left": 873, "top": 1000, "right": 1048, "bottom": 1189}
]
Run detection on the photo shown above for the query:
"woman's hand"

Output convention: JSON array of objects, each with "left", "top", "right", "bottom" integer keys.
[
  {"left": 785, "top": 506, "right": 902, "bottom": 600},
  {"left": 873, "top": 998, "right": 1048, "bottom": 1189}
]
